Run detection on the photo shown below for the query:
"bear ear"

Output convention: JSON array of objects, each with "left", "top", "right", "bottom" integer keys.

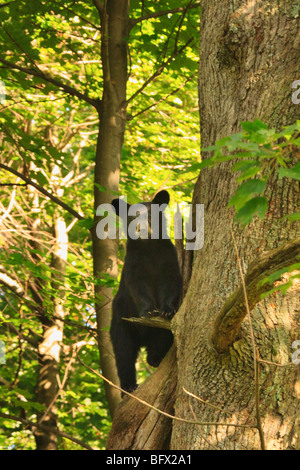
[
  {"left": 152, "top": 190, "right": 170, "bottom": 206},
  {"left": 111, "top": 198, "right": 130, "bottom": 217}
]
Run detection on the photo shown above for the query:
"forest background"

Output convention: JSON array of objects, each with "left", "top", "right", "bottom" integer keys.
[{"left": 0, "top": 0, "right": 299, "bottom": 451}]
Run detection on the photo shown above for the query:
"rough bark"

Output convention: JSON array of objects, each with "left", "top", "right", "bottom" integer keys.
[
  {"left": 92, "top": 0, "right": 129, "bottom": 416},
  {"left": 106, "top": 345, "right": 177, "bottom": 450},
  {"left": 107, "top": 0, "right": 300, "bottom": 450},
  {"left": 171, "top": 0, "right": 300, "bottom": 450},
  {"left": 34, "top": 215, "right": 68, "bottom": 450}
]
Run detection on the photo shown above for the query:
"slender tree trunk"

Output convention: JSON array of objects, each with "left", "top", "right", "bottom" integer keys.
[
  {"left": 107, "top": 0, "right": 300, "bottom": 450},
  {"left": 92, "top": 0, "right": 129, "bottom": 416},
  {"left": 171, "top": 0, "right": 300, "bottom": 450},
  {"left": 34, "top": 215, "right": 68, "bottom": 450}
]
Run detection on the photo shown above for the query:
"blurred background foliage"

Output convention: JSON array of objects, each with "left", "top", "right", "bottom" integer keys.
[{"left": 0, "top": 0, "right": 200, "bottom": 449}]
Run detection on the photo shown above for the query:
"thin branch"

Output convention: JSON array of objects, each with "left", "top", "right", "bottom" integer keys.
[
  {"left": 183, "top": 387, "right": 232, "bottom": 415},
  {"left": 187, "top": 400, "right": 220, "bottom": 450},
  {"left": 211, "top": 236, "right": 300, "bottom": 354},
  {"left": 77, "top": 351, "right": 256, "bottom": 429},
  {"left": 0, "top": 411, "right": 94, "bottom": 450},
  {"left": 0, "top": 56, "right": 100, "bottom": 109},
  {"left": 122, "top": 315, "right": 171, "bottom": 330},
  {"left": 230, "top": 225, "right": 266, "bottom": 450},
  {"left": 128, "top": 72, "right": 197, "bottom": 120},
  {"left": 129, "top": 2, "right": 201, "bottom": 30},
  {"left": 0, "top": 182, "right": 27, "bottom": 186},
  {"left": 126, "top": 38, "right": 193, "bottom": 106},
  {"left": 0, "top": 163, "right": 84, "bottom": 221},
  {"left": 92, "top": 0, "right": 104, "bottom": 16}
]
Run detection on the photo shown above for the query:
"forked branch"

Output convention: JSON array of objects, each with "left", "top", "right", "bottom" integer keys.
[{"left": 211, "top": 237, "right": 300, "bottom": 353}]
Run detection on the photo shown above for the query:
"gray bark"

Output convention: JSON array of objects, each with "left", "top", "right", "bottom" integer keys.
[{"left": 107, "top": 0, "right": 300, "bottom": 450}]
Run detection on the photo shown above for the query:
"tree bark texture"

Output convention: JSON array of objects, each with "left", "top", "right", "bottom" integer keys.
[
  {"left": 107, "top": 0, "right": 300, "bottom": 450},
  {"left": 34, "top": 215, "right": 68, "bottom": 450},
  {"left": 171, "top": 0, "right": 300, "bottom": 450},
  {"left": 92, "top": 0, "right": 129, "bottom": 416}
]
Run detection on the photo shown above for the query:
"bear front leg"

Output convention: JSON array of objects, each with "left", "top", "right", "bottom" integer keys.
[
  {"left": 126, "top": 280, "right": 158, "bottom": 318},
  {"left": 146, "top": 328, "right": 174, "bottom": 367}
]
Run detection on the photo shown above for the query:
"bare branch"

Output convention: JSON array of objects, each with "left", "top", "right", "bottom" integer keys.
[
  {"left": 129, "top": 2, "right": 201, "bottom": 30},
  {"left": 211, "top": 236, "right": 300, "bottom": 354},
  {"left": 122, "top": 316, "right": 171, "bottom": 330},
  {"left": 0, "top": 163, "right": 84, "bottom": 221},
  {"left": 92, "top": 0, "right": 104, "bottom": 17},
  {"left": 128, "top": 72, "right": 197, "bottom": 120},
  {"left": 230, "top": 225, "right": 266, "bottom": 450},
  {"left": 126, "top": 38, "right": 193, "bottom": 106},
  {"left": 77, "top": 350, "right": 256, "bottom": 429},
  {"left": 0, "top": 411, "right": 94, "bottom": 450},
  {"left": 0, "top": 56, "right": 100, "bottom": 109}
]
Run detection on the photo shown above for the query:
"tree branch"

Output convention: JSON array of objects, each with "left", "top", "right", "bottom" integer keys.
[
  {"left": 92, "top": 0, "right": 104, "bottom": 17},
  {"left": 78, "top": 350, "right": 256, "bottom": 430},
  {"left": 129, "top": 2, "right": 201, "bottom": 30},
  {"left": 126, "top": 38, "right": 193, "bottom": 106},
  {"left": 0, "top": 411, "right": 94, "bottom": 450},
  {"left": 0, "top": 163, "right": 84, "bottom": 221},
  {"left": 0, "top": 56, "right": 100, "bottom": 109},
  {"left": 122, "top": 316, "right": 171, "bottom": 330},
  {"left": 211, "top": 237, "right": 300, "bottom": 353}
]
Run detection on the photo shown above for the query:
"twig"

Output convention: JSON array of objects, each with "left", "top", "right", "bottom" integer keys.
[
  {"left": 122, "top": 316, "right": 171, "bottom": 330},
  {"left": 126, "top": 39, "right": 193, "bottom": 106},
  {"left": 183, "top": 387, "right": 232, "bottom": 415},
  {"left": 230, "top": 225, "right": 266, "bottom": 450},
  {"left": 0, "top": 163, "right": 84, "bottom": 221},
  {"left": 0, "top": 411, "right": 94, "bottom": 450},
  {"left": 128, "top": 72, "right": 197, "bottom": 120},
  {"left": 129, "top": 2, "right": 201, "bottom": 29},
  {"left": 187, "top": 400, "right": 220, "bottom": 450},
  {"left": 0, "top": 56, "right": 99, "bottom": 108},
  {"left": 77, "top": 350, "right": 256, "bottom": 429}
]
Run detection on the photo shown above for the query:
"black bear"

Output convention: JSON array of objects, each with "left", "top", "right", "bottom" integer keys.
[{"left": 110, "top": 190, "right": 182, "bottom": 393}]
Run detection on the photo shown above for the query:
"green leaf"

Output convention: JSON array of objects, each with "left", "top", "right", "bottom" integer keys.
[
  {"left": 241, "top": 119, "right": 269, "bottom": 133},
  {"left": 280, "top": 212, "right": 300, "bottom": 222},
  {"left": 30, "top": 170, "right": 48, "bottom": 186},
  {"left": 77, "top": 218, "right": 95, "bottom": 229},
  {"left": 228, "top": 178, "right": 267, "bottom": 211},
  {"left": 259, "top": 263, "right": 300, "bottom": 287},
  {"left": 94, "top": 183, "right": 107, "bottom": 192},
  {"left": 278, "top": 162, "right": 300, "bottom": 180},
  {"left": 234, "top": 196, "right": 268, "bottom": 226}
]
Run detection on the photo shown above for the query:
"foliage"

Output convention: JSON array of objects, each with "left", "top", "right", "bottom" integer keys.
[
  {"left": 0, "top": 0, "right": 200, "bottom": 450},
  {"left": 185, "top": 118, "right": 300, "bottom": 297}
]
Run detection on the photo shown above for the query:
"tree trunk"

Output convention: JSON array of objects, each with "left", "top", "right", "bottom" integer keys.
[
  {"left": 172, "top": 0, "right": 300, "bottom": 450},
  {"left": 107, "top": 0, "right": 300, "bottom": 450},
  {"left": 92, "top": 0, "right": 129, "bottom": 416},
  {"left": 34, "top": 215, "right": 68, "bottom": 450}
]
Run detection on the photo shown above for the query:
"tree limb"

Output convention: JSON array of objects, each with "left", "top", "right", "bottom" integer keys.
[
  {"left": 122, "top": 316, "right": 171, "bottom": 330},
  {"left": 129, "top": 2, "right": 201, "bottom": 30},
  {"left": 0, "top": 163, "right": 84, "bottom": 221},
  {"left": 211, "top": 237, "right": 300, "bottom": 353},
  {"left": 126, "top": 38, "right": 193, "bottom": 106},
  {"left": 0, "top": 411, "right": 94, "bottom": 450},
  {"left": 0, "top": 56, "right": 100, "bottom": 109},
  {"left": 92, "top": 0, "right": 104, "bottom": 16}
]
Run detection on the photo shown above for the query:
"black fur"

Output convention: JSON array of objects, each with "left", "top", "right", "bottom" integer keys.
[{"left": 110, "top": 190, "right": 182, "bottom": 393}]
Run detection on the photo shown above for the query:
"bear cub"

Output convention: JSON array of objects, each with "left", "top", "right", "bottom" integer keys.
[{"left": 110, "top": 190, "right": 182, "bottom": 393}]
